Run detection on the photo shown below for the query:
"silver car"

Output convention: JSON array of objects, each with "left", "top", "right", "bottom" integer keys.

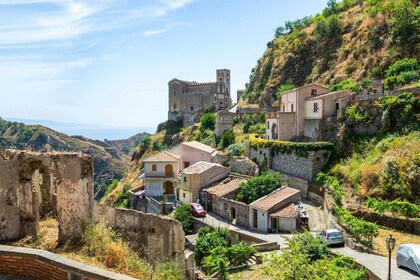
[
  {"left": 319, "top": 228, "right": 345, "bottom": 246},
  {"left": 396, "top": 244, "right": 420, "bottom": 276}
]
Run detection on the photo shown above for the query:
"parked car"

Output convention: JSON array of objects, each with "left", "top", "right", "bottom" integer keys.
[
  {"left": 190, "top": 203, "right": 206, "bottom": 218},
  {"left": 319, "top": 229, "right": 345, "bottom": 246},
  {"left": 396, "top": 244, "right": 420, "bottom": 276}
]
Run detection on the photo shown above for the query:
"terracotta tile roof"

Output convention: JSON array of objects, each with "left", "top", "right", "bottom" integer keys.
[
  {"left": 181, "top": 161, "right": 226, "bottom": 174},
  {"left": 182, "top": 141, "right": 215, "bottom": 154},
  {"left": 143, "top": 151, "right": 181, "bottom": 162},
  {"left": 203, "top": 177, "right": 247, "bottom": 197},
  {"left": 270, "top": 203, "right": 299, "bottom": 218},
  {"left": 250, "top": 187, "right": 300, "bottom": 211}
]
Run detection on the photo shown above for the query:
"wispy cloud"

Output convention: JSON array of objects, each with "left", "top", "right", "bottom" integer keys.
[{"left": 140, "top": 22, "right": 190, "bottom": 37}]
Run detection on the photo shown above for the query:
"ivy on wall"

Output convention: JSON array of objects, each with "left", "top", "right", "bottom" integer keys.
[{"left": 249, "top": 134, "right": 334, "bottom": 157}]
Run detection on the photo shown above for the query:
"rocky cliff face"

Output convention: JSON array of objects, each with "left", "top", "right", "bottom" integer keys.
[{"left": 0, "top": 119, "right": 132, "bottom": 200}]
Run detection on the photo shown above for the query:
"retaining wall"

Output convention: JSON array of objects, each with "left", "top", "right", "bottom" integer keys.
[{"left": 0, "top": 245, "right": 136, "bottom": 280}]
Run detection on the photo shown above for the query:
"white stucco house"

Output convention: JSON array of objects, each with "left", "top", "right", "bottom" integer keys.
[
  {"left": 143, "top": 151, "right": 181, "bottom": 197},
  {"left": 249, "top": 186, "right": 301, "bottom": 232}
]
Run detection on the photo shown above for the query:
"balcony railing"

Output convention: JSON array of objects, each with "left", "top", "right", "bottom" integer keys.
[{"left": 145, "top": 171, "right": 175, "bottom": 178}]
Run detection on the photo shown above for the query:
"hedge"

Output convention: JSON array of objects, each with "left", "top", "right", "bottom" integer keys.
[{"left": 249, "top": 134, "right": 334, "bottom": 157}]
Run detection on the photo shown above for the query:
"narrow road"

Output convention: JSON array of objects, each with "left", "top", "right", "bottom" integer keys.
[
  {"left": 333, "top": 246, "right": 419, "bottom": 280},
  {"left": 197, "top": 212, "right": 290, "bottom": 248}
]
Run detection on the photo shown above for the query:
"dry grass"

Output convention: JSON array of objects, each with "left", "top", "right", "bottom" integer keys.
[
  {"left": 9, "top": 218, "right": 182, "bottom": 280},
  {"left": 372, "top": 226, "right": 420, "bottom": 258},
  {"left": 230, "top": 264, "right": 272, "bottom": 280}
]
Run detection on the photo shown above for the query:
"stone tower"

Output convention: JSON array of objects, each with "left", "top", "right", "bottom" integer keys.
[
  {"left": 216, "top": 69, "right": 230, "bottom": 95},
  {"left": 167, "top": 69, "right": 231, "bottom": 127}
]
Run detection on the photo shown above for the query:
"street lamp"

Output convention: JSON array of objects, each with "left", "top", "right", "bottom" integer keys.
[{"left": 386, "top": 235, "right": 396, "bottom": 280}]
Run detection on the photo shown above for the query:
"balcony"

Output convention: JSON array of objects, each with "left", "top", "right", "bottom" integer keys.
[{"left": 145, "top": 171, "right": 175, "bottom": 178}]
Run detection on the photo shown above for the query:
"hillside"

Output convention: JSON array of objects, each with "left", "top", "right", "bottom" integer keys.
[
  {"left": 244, "top": 0, "right": 420, "bottom": 107},
  {"left": 0, "top": 118, "right": 132, "bottom": 200}
]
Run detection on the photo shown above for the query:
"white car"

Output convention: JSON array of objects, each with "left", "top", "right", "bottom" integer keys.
[
  {"left": 396, "top": 244, "right": 420, "bottom": 276},
  {"left": 319, "top": 228, "right": 345, "bottom": 246}
]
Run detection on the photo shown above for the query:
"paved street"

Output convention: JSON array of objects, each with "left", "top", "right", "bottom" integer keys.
[
  {"left": 198, "top": 212, "right": 420, "bottom": 280},
  {"left": 333, "top": 246, "right": 419, "bottom": 280}
]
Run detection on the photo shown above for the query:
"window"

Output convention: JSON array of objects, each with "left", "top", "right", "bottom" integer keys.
[
  {"left": 152, "top": 164, "right": 157, "bottom": 171},
  {"left": 311, "top": 89, "right": 317, "bottom": 96},
  {"left": 313, "top": 102, "right": 319, "bottom": 112},
  {"left": 282, "top": 105, "right": 285, "bottom": 112},
  {"left": 173, "top": 90, "right": 177, "bottom": 96},
  {"left": 291, "top": 104, "right": 294, "bottom": 112},
  {"left": 227, "top": 78, "right": 229, "bottom": 83},
  {"left": 183, "top": 193, "right": 186, "bottom": 198},
  {"left": 226, "top": 88, "right": 229, "bottom": 93},
  {"left": 190, "top": 106, "right": 194, "bottom": 111},
  {"left": 214, "top": 95, "right": 217, "bottom": 102},
  {"left": 183, "top": 177, "right": 186, "bottom": 182},
  {"left": 266, "top": 121, "right": 270, "bottom": 129}
]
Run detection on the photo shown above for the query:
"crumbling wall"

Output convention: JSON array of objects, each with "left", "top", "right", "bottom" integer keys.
[
  {"left": 93, "top": 203, "right": 185, "bottom": 265},
  {"left": 0, "top": 149, "right": 93, "bottom": 242}
]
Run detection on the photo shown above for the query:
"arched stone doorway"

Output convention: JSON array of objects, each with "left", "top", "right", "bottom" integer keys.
[
  {"left": 271, "top": 123, "right": 278, "bottom": 139},
  {"left": 165, "top": 164, "right": 173, "bottom": 177},
  {"left": 164, "top": 181, "right": 174, "bottom": 194}
]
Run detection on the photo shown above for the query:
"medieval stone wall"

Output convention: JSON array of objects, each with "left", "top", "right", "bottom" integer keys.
[
  {"left": 0, "top": 150, "right": 93, "bottom": 242},
  {"left": 230, "top": 158, "right": 259, "bottom": 176},
  {"left": 247, "top": 145, "right": 330, "bottom": 181},
  {"left": 93, "top": 203, "right": 185, "bottom": 265}
]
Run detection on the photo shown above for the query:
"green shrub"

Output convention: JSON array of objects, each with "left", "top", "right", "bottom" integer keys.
[
  {"left": 316, "top": 172, "right": 343, "bottom": 205},
  {"left": 236, "top": 172, "right": 286, "bottom": 204},
  {"left": 249, "top": 134, "right": 334, "bottom": 158},
  {"left": 276, "top": 84, "right": 296, "bottom": 99},
  {"left": 386, "top": 58, "right": 419, "bottom": 77},
  {"left": 399, "top": 70, "right": 420, "bottom": 83},
  {"left": 174, "top": 204, "right": 194, "bottom": 234},
  {"left": 227, "top": 143, "right": 245, "bottom": 158},
  {"left": 366, "top": 198, "right": 420, "bottom": 218},
  {"left": 333, "top": 207, "right": 379, "bottom": 243},
  {"left": 195, "top": 227, "right": 230, "bottom": 265},
  {"left": 221, "top": 131, "right": 235, "bottom": 148},
  {"left": 200, "top": 113, "right": 216, "bottom": 132}
]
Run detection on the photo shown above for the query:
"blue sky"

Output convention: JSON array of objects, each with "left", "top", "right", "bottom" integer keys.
[{"left": 0, "top": 0, "right": 329, "bottom": 129}]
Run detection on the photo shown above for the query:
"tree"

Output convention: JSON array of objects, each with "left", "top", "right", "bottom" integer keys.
[
  {"left": 221, "top": 131, "right": 235, "bottom": 148},
  {"left": 236, "top": 172, "right": 286, "bottom": 204},
  {"left": 195, "top": 227, "right": 230, "bottom": 265},
  {"left": 200, "top": 113, "right": 216, "bottom": 131},
  {"left": 262, "top": 232, "right": 366, "bottom": 280},
  {"left": 174, "top": 204, "right": 194, "bottom": 234}
]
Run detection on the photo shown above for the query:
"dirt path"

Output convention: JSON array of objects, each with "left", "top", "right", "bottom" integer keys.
[{"left": 300, "top": 199, "right": 326, "bottom": 232}]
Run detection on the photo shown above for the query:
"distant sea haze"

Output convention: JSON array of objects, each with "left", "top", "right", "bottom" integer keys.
[{"left": 5, "top": 118, "right": 155, "bottom": 141}]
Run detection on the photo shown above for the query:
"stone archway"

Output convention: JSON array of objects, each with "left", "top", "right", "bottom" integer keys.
[{"left": 164, "top": 181, "right": 174, "bottom": 194}]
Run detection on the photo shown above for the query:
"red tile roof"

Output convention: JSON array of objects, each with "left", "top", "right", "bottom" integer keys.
[
  {"left": 250, "top": 187, "right": 300, "bottom": 211},
  {"left": 270, "top": 203, "right": 299, "bottom": 218},
  {"left": 203, "top": 177, "right": 246, "bottom": 197},
  {"left": 143, "top": 151, "right": 181, "bottom": 162}
]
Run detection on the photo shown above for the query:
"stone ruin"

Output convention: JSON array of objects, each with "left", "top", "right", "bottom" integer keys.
[{"left": 0, "top": 149, "right": 185, "bottom": 265}]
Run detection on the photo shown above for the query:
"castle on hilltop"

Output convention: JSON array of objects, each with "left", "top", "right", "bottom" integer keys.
[{"left": 168, "top": 69, "right": 231, "bottom": 127}]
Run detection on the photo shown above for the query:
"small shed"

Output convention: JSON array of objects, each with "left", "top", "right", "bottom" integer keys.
[{"left": 249, "top": 187, "right": 301, "bottom": 232}]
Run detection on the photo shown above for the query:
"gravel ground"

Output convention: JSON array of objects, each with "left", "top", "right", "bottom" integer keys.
[{"left": 300, "top": 198, "right": 326, "bottom": 232}]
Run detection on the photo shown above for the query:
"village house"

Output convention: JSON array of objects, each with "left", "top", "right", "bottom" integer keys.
[
  {"left": 168, "top": 69, "right": 231, "bottom": 127},
  {"left": 143, "top": 151, "right": 182, "bottom": 198},
  {"left": 170, "top": 141, "right": 218, "bottom": 168},
  {"left": 201, "top": 175, "right": 249, "bottom": 226},
  {"left": 249, "top": 186, "right": 301, "bottom": 233},
  {"left": 176, "top": 161, "right": 229, "bottom": 204},
  {"left": 214, "top": 110, "right": 235, "bottom": 137},
  {"left": 266, "top": 84, "right": 351, "bottom": 141}
]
